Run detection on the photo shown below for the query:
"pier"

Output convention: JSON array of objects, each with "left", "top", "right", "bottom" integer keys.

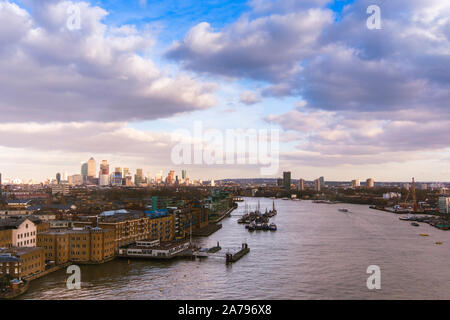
[
  {"left": 226, "top": 243, "right": 250, "bottom": 264},
  {"left": 188, "top": 243, "right": 250, "bottom": 264}
]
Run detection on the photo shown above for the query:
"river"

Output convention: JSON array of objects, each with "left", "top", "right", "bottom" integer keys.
[{"left": 19, "top": 198, "right": 450, "bottom": 299}]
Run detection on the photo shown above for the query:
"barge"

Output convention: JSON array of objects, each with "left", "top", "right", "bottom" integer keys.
[{"left": 117, "top": 239, "right": 190, "bottom": 260}]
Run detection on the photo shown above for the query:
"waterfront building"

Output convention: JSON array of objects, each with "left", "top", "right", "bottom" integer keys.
[
  {"left": 37, "top": 227, "right": 116, "bottom": 265},
  {"left": 0, "top": 247, "right": 45, "bottom": 280},
  {"left": 438, "top": 196, "right": 450, "bottom": 214},
  {"left": 351, "top": 179, "right": 360, "bottom": 188},
  {"left": 94, "top": 212, "right": 151, "bottom": 248},
  {"left": 0, "top": 218, "right": 37, "bottom": 247},
  {"left": 314, "top": 179, "right": 321, "bottom": 192},
  {"left": 298, "top": 179, "right": 305, "bottom": 191},
  {"left": 319, "top": 176, "right": 325, "bottom": 188},
  {"left": 56, "top": 173, "right": 61, "bottom": 185},
  {"left": 145, "top": 210, "right": 175, "bottom": 242},
  {"left": 366, "top": 178, "right": 374, "bottom": 188},
  {"left": 283, "top": 172, "right": 291, "bottom": 189},
  {"left": 0, "top": 229, "right": 12, "bottom": 248}
]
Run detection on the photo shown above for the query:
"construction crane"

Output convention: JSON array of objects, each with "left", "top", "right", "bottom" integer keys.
[{"left": 403, "top": 177, "right": 417, "bottom": 212}]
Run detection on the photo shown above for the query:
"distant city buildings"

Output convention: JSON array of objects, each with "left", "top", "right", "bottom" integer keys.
[
  {"left": 366, "top": 178, "right": 375, "bottom": 188},
  {"left": 314, "top": 178, "right": 321, "bottom": 192},
  {"left": 319, "top": 176, "right": 325, "bottom": 188},
  {"left": 298, "top": 179, "right": 305, "bottom": 191},
  {"left": 87, "top": 157, "right": 96, "bottom": 178},
  {"left": 283, "top": 172, "right": 291, "bottom": 189},
  {"left": 438, "top": 196, "right": 450, "bottom": 214},
  {"left": 351, "top": 179, "right": 361, "bottom": 188}
]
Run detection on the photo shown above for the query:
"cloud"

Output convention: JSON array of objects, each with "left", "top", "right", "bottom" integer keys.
[
  {"left": 166, "top": 9, "right": 333, "bottom": 83},
  {"left": 239, "top": 90, "right": 261, "bottom": 105},
  {"left": 0, "top": 0, "right": 217, "bottom": 122}
]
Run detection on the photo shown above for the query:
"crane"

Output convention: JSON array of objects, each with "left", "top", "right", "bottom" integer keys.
[{"left": 403, "top": 177, "right": 417, "bottom": 212}]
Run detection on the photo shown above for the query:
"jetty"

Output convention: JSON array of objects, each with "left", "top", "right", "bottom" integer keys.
[
  {"left": 187, "top": 243, "right": 250, "bottom": 264},
  {"left": 225, "top": 243, "right": 250, "bottom": 264}
]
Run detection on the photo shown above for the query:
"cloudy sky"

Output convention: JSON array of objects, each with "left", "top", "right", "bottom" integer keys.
[{"left": 1, "top": 0, "right": 449, "bottom": 182}]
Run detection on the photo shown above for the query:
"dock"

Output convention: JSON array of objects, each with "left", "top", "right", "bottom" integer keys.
[
  {"left": 226, "top": 243, "right": 250, "bottom": 264},
  {"left": 187, "top": 243, "right": 250, "bottom": 264}
]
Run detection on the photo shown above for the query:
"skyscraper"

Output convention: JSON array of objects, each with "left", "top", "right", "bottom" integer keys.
[
  {"left": 319, "top": 176, "right": 325, "bottom": 188},
  {"left": 81, "top": 162, "right": 88, "bottom": 182},
  {"left": 99, "top": 160, "right": 110, "bottom": 186},
  {"left": 283, "top": 171, "right": 291, "bottom": 189},
  {"left": 298, "top": 178, "right": 305, "bottom": 191},
  {"left": 87, "top": 157, "right": 96, "bottom": 178},
  {"left": 111, "top": 167, "right": 122, "bottom": 186},
  {"left": 314, "top": 179, "right": 321, "bottom": 192},
  {"left": 56, "top": 173, "right": 61, "bottom": 184},
  {"left": 135, "top": 168, "right": 144, "bottom": 185},
  {"left": 182, "top": 170, "right": 187, "bottom": 180}
]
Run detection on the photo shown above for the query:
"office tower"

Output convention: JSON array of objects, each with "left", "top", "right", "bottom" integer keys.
[
  {"left": 87, "top": 157, "right": 96, "bottom": 178},
  {"left": 182, "top": 170, "right": 187, "bottom": 180},
  {"left": 438, "top": 196, "right": 450, "bottom": 214},
  {"left": 123, "top": 168, "right": 130, "bottom": 177},
  {"left": 147, "top": 171, "right": 152, "bottom": 184},
  {"left": 314, "top": 179, "right": 321, "bottom": 192},
  {"left": 319, "top": 176, "right": 325, "bottom": 188},
  {"left": 366, "top": 178, "right": 374, "bottom": 188},
  {"left": 0, "top": 173, "right": 2, "bottom": 197},
  {"left": 56, "top": 173, "right": 61, "bottom": 184},
  {"left": 351, "top": 179, "right": 360, "bottom": 188},
  {"left": 81, "top": 162, "right": 88, "bottom": 182},
  {"left": 166, "top": 170, "right": 175, "bottom": 185},
  {"left": 298, "top": 179, "right": 305, "bottom": 191},
  {"left": 155, "top": 170, "right": 163, "bottom": 184},
  {"left": 277, "top": 178, "right": 283, "bottom": 187},
  {"left": 283, "top": 171, "right": 291, "bottom": 189},
  {"left": 99, "top": 160, "right": 110, "bottom": 186},
  {"left": 135, "top": 168, "right": 144, "bottom": 185},
  {"left": 111, "top": 168, "right": 122, "bottom": 186}
]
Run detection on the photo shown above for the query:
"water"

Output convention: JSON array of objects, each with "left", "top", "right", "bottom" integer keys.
[{"left": 20, "top": 198, "right": 450, "bottom": 300}]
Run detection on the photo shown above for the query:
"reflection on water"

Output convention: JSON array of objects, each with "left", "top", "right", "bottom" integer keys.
[{"left": 20, "top": 198, "right": 450, "bottom": 300}]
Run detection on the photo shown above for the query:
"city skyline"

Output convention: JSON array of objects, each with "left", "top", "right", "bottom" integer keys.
[{"left": 1, "top": 0, "right": 449, "bottom": 182}]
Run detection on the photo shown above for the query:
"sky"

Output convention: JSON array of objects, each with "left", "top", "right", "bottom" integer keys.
[{"left": 0, "top": 0, "right": 449, "bottom": 182}]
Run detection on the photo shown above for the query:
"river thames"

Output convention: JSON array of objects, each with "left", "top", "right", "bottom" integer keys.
[{"left": 19, "top": 198, "right": 450, "bottom": 299}]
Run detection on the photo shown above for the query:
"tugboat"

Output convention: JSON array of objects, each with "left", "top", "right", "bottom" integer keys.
[
  {"left": 411, "top": 222, "right": 419, "bottom": 227},
  {"left": 269, "top": 223, "right": 277, "bottom": 231},
  {"left": 262, "top": 223, "right": 270, "bottom": 231},
  {"left": 248, "top": 222, "right": 256, "bottom": 232},
  {"left": 338, "top": 208, "right": 349, "bottom": 213}
]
